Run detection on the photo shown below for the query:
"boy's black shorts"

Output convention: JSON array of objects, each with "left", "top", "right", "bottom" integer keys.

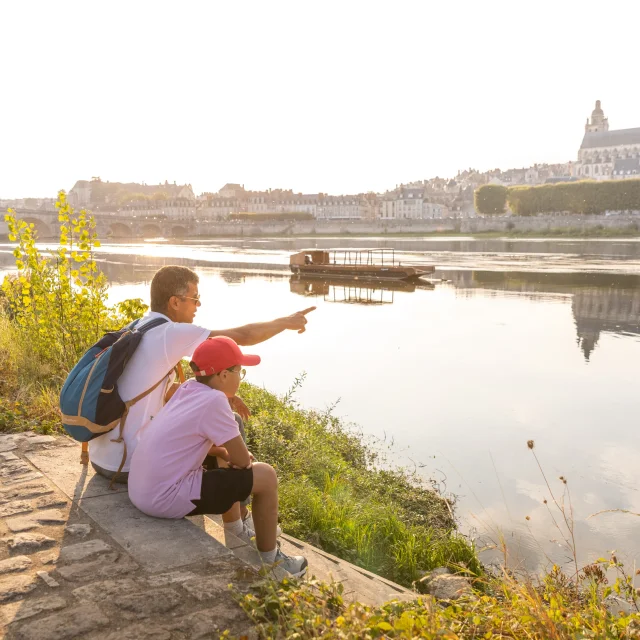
[{"left": 187, "top": 458, "right": 253, "bottom": 516}]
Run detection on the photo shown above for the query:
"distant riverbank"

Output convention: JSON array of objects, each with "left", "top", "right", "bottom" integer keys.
[{"left": 193, "top": 226, "right": 640, "bottom": 240}]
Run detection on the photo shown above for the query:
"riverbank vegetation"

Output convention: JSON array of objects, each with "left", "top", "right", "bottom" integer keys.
[
  {"left": 235, "top": 558, "right": 640, "bottom": 639},
  {"left": 3, "top": 194, "right": 639, "bottom": 638},
  {"left": 476, "top": 178, "right": 640, "bottom": 216}
]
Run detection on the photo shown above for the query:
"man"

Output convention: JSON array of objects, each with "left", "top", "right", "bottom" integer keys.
[{"left": 89, "top": 265, "right": 315, "bottom": 483}]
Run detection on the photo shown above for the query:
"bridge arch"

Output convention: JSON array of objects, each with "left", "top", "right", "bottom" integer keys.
[
  {"left": 171, "top": 225, "right": 187, "bottom": 238},
  {"left": 140, "top": 223, "right": 163, "bottom": 239},
  {"left": 22, "top": 218, "right": 54, "bottom": 239},
  {"left": 108, "top": 222, "right": 133, "bottom": 238}
]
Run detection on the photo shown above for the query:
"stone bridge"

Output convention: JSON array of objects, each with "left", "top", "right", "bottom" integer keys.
[{"left": 0, "top": 209, "right": 194, "bottom": 240}]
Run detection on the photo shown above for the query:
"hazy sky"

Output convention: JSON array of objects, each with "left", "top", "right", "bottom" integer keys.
[{"left": 2, "top": 0, "right": 639, "bottom": 199}]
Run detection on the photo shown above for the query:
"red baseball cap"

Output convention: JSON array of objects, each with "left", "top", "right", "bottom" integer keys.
[{"left": 191, "top": 336, "right": 261, "bottom": 376}]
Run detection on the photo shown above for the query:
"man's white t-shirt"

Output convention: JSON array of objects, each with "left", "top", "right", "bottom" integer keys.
[{"left": 88, "top": 312, "right": 210, "bottom": 472}]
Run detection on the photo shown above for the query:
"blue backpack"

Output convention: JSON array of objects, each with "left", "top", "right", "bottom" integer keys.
[{"left": 59, "top": 317, "right": 170, "bottom": 454}]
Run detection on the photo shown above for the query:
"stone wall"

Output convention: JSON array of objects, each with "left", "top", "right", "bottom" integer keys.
[{"left": 196, "top": 214, "right": 640, "bottom": 237}]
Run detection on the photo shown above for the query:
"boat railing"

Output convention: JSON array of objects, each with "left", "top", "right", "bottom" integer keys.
[{"left": 328, "top": 248, "right": 397, "bottom": 267}]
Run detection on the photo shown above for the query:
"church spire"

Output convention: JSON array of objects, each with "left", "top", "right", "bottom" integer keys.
[{"left": 585, "top": 100, "right": 609, "bottom": 133}]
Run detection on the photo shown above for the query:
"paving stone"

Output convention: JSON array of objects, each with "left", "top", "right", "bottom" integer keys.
[
  {"left": 59, "top": 539, "right": 112, "bottom": 563},
  {"left": 55, "top": 554, "right": 139, "bottom": 582},
  {"left": 0, "top": 471, "right": 44, "bottom": 485},
  {"left": 0, "top": 483, "right": 53, "bottom": 504},
  {"left": 112, "top": 587, "right": 182, "bottom": 618},
  {"left": 0, "top": 556, "right": 32, "bottom": 576},
  {"left": 35, "top": 509, "right": 66, "bottom": 524},
  {"left": 0, "top": 435, "right": 25, "bottom": 453},
  {"left": 0, "top": 442, "right": 18, "bottom": 453},
  {"left": 72, "top": 577, "right": 139, "bottom": 601},
  {"left": 168, "top": 604, "right": 253, "bottom": 639},
  {"left": 24, "top": 435, "right": 56, "bottom": 445},
  {"left": 3, "top": 532, "right": 56, "bottom": 554},
  {"left": 36, "top": 570, "right": 60, "bottom": 588},
  {"left": 0, "top": 462, "right": 33, "bottom": 478},
  {"left": 181, "top": 575, "right": 232, "bottom": 601},
  {"left": 65, "top": 524, "right": 91, "bottom": 537},
  {"left": 34, "top": 494, "right": 68, "bottom": 509},
  {"left": 145, "top": 570, "right": 197, "bottom": 587},
  {"left": 5, "top": 517, "right": 40, "bottom": 533},
  {"left": 37, "top": 550, "right": 59, "bottom": 565},
  {"left": 0, "top": 573, "right": 38, "bottom": 603},
  {"left": 99, "top": 622, "right": 172, "bottom": 640},
  {"left": 13, "top": 603, "right": 109, "bottom": 640},
  {"left": 0, "top": 595, "right": 67, "bottom": 626},
  {"left": 0, "top": 501, "right": 33, "bottom": 518},
  {"left": 7, "top": 508, "right": 67, "bottom": 532}
]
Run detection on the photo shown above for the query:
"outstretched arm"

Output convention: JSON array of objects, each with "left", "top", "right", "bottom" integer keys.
[{"left": 208, "top": 306, "right": 316, "bottom": 346}]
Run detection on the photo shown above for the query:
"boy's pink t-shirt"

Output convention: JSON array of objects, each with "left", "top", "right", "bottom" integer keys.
[{"left": 128, "top": 379, "right": 241, "bottom": 519}]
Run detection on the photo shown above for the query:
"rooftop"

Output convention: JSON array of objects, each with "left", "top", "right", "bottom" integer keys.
[{"left": 580, "top": 127, "right": 640, "bottom": 149}]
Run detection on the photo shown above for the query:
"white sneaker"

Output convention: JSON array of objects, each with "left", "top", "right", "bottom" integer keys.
[
  {"left": 236, "top": 522, "right": 257, "bottom": 545},
  {"left": 243, "top": 512, "right": 282, "bottom": 538},
  {"left": 272, "top": 548, "right": 308, "bottom": 578}
]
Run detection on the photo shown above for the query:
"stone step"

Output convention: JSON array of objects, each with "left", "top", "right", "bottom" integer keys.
[
  {"left": 26, "top": 440, "right": 416, "bottom": 606},
  {"left": 196, "top": 513, "right": 415, "bottom": 606}
]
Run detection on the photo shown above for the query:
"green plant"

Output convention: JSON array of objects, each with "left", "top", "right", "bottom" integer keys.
[
  {"left": 2, "top": 191, "right": 146, "bottom": 377},
  {"left": 234, "top": 565, "right": 640, "bottom": 639}
]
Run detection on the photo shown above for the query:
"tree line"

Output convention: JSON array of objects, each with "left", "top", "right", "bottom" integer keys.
[{"left": 475, "top": 179, "right": 640, "bottom": 216}]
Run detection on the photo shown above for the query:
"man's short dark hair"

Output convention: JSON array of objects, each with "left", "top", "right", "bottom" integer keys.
[{"left": 150, "top": 266, "right": 199, "bottom": 312}]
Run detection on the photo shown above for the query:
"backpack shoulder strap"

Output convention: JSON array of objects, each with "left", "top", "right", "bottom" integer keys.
[
  {"left": 108, "top": 364, "right": 174, "bottom": 489},
  {"left": 136, "top": 317, "right": 169, "bottom": 334}
]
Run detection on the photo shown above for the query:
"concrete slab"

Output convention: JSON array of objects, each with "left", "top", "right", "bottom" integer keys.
[
  {"left": 189, "top": 515, "right": 247, "bottom": 550},
  {"left": 24, "top": 446, "right": 127, "bottom": 501},
  {"left": 77, "top": 492, "right": 232, "bottom": 572}
]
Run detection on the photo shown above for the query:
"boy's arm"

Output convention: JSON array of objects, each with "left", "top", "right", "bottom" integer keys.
[
  {"left": 208, "top": 307, "right": 316, "bottom": 346},
  {"left": 221, "top": 435, "right": 251, "bottom": 469}
]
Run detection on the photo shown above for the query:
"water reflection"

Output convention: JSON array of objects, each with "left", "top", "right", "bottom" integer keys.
[
  {"left": 443, "top": 270, "right": 640, "bottom": 360},
  {"left": 289, "top": 275, "right": 434, "bottom": 305}
]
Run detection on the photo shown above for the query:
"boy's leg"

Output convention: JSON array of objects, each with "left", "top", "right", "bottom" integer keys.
[
  {"left": 233, "top": 413, "right": 252, "bottom": 512},
  {"left": 249, "top": 462, "right": 279, "bottom": 552},
  {"left": 221, "top": 501, "right": 241, "bottom": 524}
]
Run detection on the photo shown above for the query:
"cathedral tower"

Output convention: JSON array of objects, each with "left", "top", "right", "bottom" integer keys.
[{"left": 585, "top": 100, "right": 609, "bottom": 133}]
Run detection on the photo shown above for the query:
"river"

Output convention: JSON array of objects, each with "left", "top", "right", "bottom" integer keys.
[{"left": 1, "top": 235, "right": 639, "bottom": 573}]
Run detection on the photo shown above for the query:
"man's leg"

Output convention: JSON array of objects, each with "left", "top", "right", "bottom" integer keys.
[{"left": 91, "top": 462, "right": 129, "bottom": 485}]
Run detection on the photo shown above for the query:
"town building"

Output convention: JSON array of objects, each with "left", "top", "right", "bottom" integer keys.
[
  {"left": 119, "top": 199, "right": 197, "bottom": 221},
  {"left": 379, "top": 187, "right": 448, "bottom": 220},
  {"left": 68, "top": 178, "right": 196, "bottom": 207},
  {"left": 573, "top": 101, "right": 640, "bottom": 180}
]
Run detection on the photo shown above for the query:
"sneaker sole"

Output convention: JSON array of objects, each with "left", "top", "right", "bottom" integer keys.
[{"left": 288, "top": 565, "right": 308, "bottom": 579}]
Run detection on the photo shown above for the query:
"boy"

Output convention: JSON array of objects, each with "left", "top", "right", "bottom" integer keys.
[{"left": 128, "top": 336, "right": 308, "bottom": 577}]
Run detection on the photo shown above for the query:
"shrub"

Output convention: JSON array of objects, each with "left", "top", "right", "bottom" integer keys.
[
  {"left": 474, "top": 185, "right": 507, "bottom": 215},
  {"left": 499, "top": 178, "right": 640, "bottom": 216},
  {"left": 2, "top": 191, "right": 147, "bottom": 378}
]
